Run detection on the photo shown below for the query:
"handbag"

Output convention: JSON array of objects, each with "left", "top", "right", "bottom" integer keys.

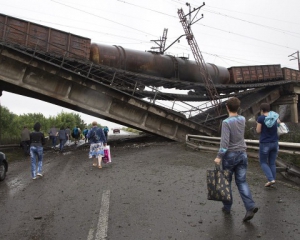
[
  {"left": 207, "top": 165, "right": 231, "bottom": 202},
  {"left": 102, "top": 145, "right": 111, "bottom": 164},
  {"left": 277, "top": 122, "right": 289, "bottom": 136}
]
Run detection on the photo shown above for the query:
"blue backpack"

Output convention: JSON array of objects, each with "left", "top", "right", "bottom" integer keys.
[{"left": 73, "top": 127, "right": 79, "bottom": 136}]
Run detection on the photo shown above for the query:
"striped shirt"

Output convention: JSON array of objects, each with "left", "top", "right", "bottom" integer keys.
[{"left": 217, "top": 115, "right": 247, "bottom": 159}]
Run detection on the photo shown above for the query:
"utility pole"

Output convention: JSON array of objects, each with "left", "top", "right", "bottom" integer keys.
[
  {"left": 177, "top": 2, "right": 222, "bottom": 116},
  {"left": 288, "top": 51, "right": 300, "bottom": 70},
  {"left": 151, "top": 28, "right": 168, "bottom": 54}
]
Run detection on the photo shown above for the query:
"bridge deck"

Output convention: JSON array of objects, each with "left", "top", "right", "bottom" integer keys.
[{"left": 0, "top": 43, "right": 217, "bottom": 141}]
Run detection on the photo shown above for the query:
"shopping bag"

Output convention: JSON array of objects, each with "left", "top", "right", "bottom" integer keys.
[
  {"left": 207, "top": 165, "right": 231, "bottom": 202},
  {"left": 102, "top": 145, "right": 111, "bottom": 164},
  {"left": 277, "top": 122, "right": 289, "bottom": 136}
]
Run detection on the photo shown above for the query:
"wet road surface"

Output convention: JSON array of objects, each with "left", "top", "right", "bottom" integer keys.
[{"left": 1, "top": 136, "right": 300, "bottom": 240}]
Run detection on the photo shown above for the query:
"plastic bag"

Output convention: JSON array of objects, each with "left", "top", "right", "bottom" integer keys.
[
  {"left": 277, "top": 123, "right": 289, "bottom": 136},
  {"left": 102, "top": 145, "right": 111, "bottom": 164}
]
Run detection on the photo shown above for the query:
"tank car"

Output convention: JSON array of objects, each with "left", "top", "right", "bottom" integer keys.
[{"left": 90, "top": 43, "right": 230, "bottom": 87}]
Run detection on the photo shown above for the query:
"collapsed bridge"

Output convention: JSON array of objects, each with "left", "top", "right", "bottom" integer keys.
[{"left": 0, "top": 13, "right": 299, "bottom": 141}]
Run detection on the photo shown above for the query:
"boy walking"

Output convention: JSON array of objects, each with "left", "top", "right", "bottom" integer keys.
[{"left": 214, "top": 97, "right": 258, "bottom": 222}]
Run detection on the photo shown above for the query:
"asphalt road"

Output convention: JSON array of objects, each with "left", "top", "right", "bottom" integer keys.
[{"left": 1, "top": 135, "right": 300, "bottom": 240}]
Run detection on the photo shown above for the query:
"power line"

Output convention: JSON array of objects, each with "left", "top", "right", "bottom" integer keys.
[
  {"left": 198, "top": 23, "right": 298, "bottom": 51},
  {"left": 117, "top": 0, "right": 177, "bottom": 18},
  {"left": 50, "top": 0, "right": 158, "bottom": 38},
  {"left": 203, "top": 9, "right": 300, "bottom": 37},
  {"left": 204, "top": 5, "right": 300, "bottom": 26}
]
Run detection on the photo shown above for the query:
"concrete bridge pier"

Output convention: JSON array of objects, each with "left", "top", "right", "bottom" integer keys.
[{"left": 273, "top": 94, "right": 299, "bottom": 123}]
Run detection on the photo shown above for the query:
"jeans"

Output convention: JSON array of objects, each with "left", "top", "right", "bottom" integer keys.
[
  {"left": 30, "top": 146, "right": 43, "bottom": 178},
  {"left": 259, "top": 142, "right": 278, "bottom": 182},
  {"left": 222, "top": 151, "right": 256, "bottom": 211},
  {"left": 50, "top": 136, "right": 57, "bottom": 147},
  {"left": 59, "top": 139, "right": 66, "bottom": 151}
]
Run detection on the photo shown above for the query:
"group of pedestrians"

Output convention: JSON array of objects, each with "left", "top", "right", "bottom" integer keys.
[
  {"left": 49, "top": 125, "right": 71, "bottom": 152},
  {"left": 22, "top": 122, "right": 109, "bottom": 179},
  {"left": 214, "top": 97, "right": 280, "bottom": 222},
  {"left": 24, "top": 99, "right": 280, "bottom": 223}
]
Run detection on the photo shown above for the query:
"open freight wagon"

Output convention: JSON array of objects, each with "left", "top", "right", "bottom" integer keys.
[
  {"left": 228, "top": 65, "right": 283, "bottom": 84},
  {"left": 0, "top": 13, "right": 91, "bottom": 60}
]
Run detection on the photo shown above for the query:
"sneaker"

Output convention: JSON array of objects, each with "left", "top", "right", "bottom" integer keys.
[
  {"left": 243, "top": 207, "right": 259, "bottom": 222},
  {"left": 32, "top": 177, "right": 37, "bottom": 180},
  {"left": 222, "top": 207, "right": 231, "bottom": 214},
  {"left": 37, "top": 173, "right": 43, "bottom": 177}
]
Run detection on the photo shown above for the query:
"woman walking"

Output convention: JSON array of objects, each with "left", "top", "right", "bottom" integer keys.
[
  {"left": 87, "top": 121, "right": 107, "bottom": 168},
  {"left": 256, "top": 103, "right": 279, "bottom": 187},
  {"left": 29, "top": 122, "right": 45, "bottom": 179}
]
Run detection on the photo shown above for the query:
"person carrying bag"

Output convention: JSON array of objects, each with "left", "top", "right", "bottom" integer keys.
[
  {"left": 256, "top": 103, "right": 282, "bottom": 187},
  {"left": 87, "top": 121, "right": 107, "bottom": 168},
  {"left": 213, "top": 97, "right": 258, "bottom": 222}
]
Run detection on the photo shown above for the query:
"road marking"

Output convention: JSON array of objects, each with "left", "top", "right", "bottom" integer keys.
[{"left": 95, "top": 190, "right": 111, "bottom": 240}]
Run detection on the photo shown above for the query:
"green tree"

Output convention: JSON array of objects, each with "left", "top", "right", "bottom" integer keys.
[
  {"left": 0, "top": 106, "right": 17, "bottom": 140},
  {"left": 0, "top": 106, "right": 88, "bottom": 143}
]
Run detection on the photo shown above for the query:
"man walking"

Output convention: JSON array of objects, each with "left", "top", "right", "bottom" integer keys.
[
  {"left": 21, "top": 126, "right": 30, "bottom": 156},
  {"left": 49, "top": 125, "right": 58, "bottom": 148}
]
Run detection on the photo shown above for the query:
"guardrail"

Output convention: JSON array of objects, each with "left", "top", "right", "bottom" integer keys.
[
  {"left": 0, "top": 144, "right": 20, "bottom": 151},
  {"left": 186, "top": 134, "right": 300, "bottom": 180}
]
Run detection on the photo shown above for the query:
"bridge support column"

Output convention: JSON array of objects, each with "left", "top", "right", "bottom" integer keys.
[
  {"left": 273, "top": 95, "right": 298, "bottom": 123},
  {"left": 290, "top": 95, "right": 298, "bottom": 123}
]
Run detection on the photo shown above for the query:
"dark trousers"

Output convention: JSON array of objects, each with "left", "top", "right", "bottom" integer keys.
[
  {"left": 21, "top": 140, "right": 30, "bottom": 155},
  {"left": 50, "top": 136, "right": 57, "bottom": 147},
  {"left": 59, "top": 139, "right": 66, "bottom": 151}
]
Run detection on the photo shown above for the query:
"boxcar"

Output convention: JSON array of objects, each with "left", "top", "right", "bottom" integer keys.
[
  {"left": 282, "top": 67, "right": 300, "bottom": 81},
  {"left": 0, "top": 13, "right": 91, "bottom": 60},
  {"left": 228, "top": 64, "right": 283, "bottom": 84}
]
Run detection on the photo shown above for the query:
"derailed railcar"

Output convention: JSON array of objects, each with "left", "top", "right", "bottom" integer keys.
[
  {"left": 1, "top": 12, "right": 298, "bottom": 89},
  {"left": 0, "top": 13, "right": 91, "bottom": 60},
  {"left": 228, "top": 65, "right": 283, "bottom": 84},
  {"left": 282, "top": 67, "right": 300, "bottom": 81},
  {"left": 89, "top": 43, "right": 230, "bottom": 85}
]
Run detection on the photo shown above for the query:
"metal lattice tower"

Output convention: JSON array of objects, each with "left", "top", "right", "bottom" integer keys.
[
  {"left": 151, "top": 28, "right": 168, "bottom": 54},
  {"left": 178, "top": 5, "right": 222, "bottom": 116},
  {"left": 161, "top": 28, "right": 168, "bottom": 53}
]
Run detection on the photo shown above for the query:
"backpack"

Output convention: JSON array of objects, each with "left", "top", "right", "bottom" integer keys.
[
  {"left": 103, "top": 126, "right": 109, "bottom": 133},
  {"left": 73, "top": 127, "right": 79, "bottom": 136},
  {"left": 89, "top": 128, "right": 100, "bottom": 142},
  {"left": 83, "top": 129, "right": 88, "bottom": 135}
]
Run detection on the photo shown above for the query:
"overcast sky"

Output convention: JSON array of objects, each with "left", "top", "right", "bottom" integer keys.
[{"left": 0, "top": 0, "right": 299, "bottom": 127}]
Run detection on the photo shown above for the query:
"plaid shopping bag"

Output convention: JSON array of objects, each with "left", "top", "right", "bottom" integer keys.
[{"left": 207, "top": 166, "right": 231, "bottom": 202}]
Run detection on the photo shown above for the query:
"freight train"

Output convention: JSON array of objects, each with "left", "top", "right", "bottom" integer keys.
[{"left": 1, "top": 13, "right": 300, "bottom": 90}]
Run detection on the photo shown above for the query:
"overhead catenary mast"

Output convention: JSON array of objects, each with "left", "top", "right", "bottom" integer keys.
[
  {"left": 288, "top": 51, "right": 300, "bottom": 71},
  {"left": 177, "top": 2, "right": 222, "bottom": 116},
  {"left": 151, "top": 28, "right": 168, "bottom": 54}
]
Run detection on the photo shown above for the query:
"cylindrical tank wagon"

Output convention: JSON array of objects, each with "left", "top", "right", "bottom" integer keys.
[{"left": 90, "top": 43, "right": 230, "bottom": 86}]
